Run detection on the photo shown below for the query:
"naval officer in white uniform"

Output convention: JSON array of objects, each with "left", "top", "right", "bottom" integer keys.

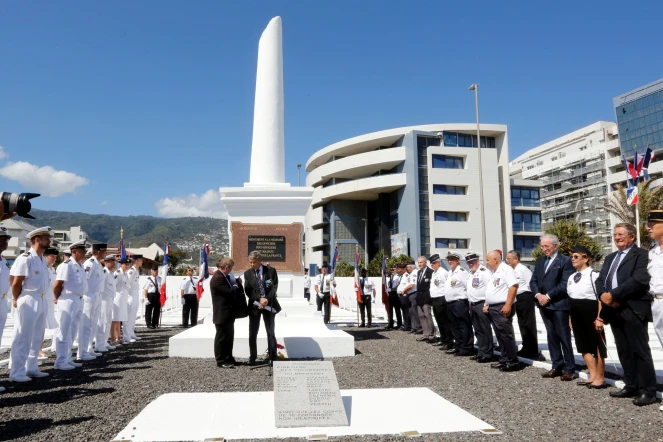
[
  {"left": 8, "top": 227, "right": 52, "bottom": 382},
  {"left": 125, "top": 254, "right": 143, "bottom": 341},
  {"left": 96, "top": 255, "right": 118, "bottom": 351},
  {"left": 79, "top": 243, "right": 107, "bottom": 359},
  {"left": 0, "top": 227, "right": 12, "bottom": 356}
]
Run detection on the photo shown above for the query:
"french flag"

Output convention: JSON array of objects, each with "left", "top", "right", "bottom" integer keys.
[
  {"left": 197, "top": 242, "right": 210, "bottom": 300},
  {"left": 160, "top": 241, "right": 170, "bottom": 306},
  {"left": 641, "top": 147, "right": 656, "bottom": 180},
  {"left": 354, "top": 248, "right": 362, "bottom": 303}
]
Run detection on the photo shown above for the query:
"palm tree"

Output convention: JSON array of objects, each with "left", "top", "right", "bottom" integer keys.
[{"left": 604, "top": 179, "right": 663, "bottom": 250}]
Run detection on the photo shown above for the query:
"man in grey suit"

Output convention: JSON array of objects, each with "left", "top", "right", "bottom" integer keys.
[{"left": 530, "top": 234, "right": 575, "bottom": 381}]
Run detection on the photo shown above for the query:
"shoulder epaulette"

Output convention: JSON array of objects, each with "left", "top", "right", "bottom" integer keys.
[
  {"left": 22, "top": 252, "right": 29, "bottom": 257},
  {"left": 479, "top": 267, "right": 486, "bottom": 271},
  {"left": 459, "top": 267, "right": 466, "bottom": 272}
]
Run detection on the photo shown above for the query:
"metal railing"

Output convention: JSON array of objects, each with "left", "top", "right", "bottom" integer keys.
[
  {"left": 512, "top": 222, "right": 542, "bottom": 233},
  {"left": 511, "top": 197, "right": 541, "bottom": 207}
]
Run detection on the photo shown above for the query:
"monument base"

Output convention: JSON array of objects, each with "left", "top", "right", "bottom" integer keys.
[
  {"left": 113, "top": 388, "right": 498, "bottom": 441},
  {"left": 168, "top": 299, "right": 355, "bottom": 359}
]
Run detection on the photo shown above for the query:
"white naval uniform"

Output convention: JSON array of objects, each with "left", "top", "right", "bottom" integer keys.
[
  {"left": 444, "top": 267, "right": 468, "bottom": 302},
  {"left": 54, "top": 259, "right": 87, "bottom": 367},
  {"left": 315, "top": 273, "right": 335, "bottom": 295},
  {"left": 513, "top": 263, "right": 533, "bottom": 296},
  {"left": 360, "top": 277, "right": 376, "bottom": 299},
  {"left": 45, "top": 266, "right": 58, "bottom": 330},
  {"left": 0, "top": 257, "right": 11, "bottom": 347},
  {"left": 96, "top": 267, "right": 117, "bottom": 349},
  {"left": 485, "top": 262, "right": 519, "bottom": 305},
  {"left": 125, "top": 266, "right": 141, "bottom": 341},
  {"left": 648, "top": 245, "right": 663, "bottom": 348},
  {"left": 466, "top": 265, "right": 492, "bottom": 303},
  {"left": 78, "top": 256, "right": 104, "bottom": 357},
  {"left": 566, "top": 267, "right": 599, "bottom": 301},
  {"left": 113, "top": 269, "right": 129, "bottom": 322},
  {"left": 9, "top": 249, "right": 49, "bottom": 378}
]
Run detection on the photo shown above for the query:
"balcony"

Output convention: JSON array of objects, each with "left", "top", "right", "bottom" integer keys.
[
  {"left": 512, "top": 222, "right": 542, "bottom": 235},
  {"left": 515, "top": 248, "right": 536, "bottom": 259},
  {"left": 511, "top": 197, "right": 541, "bottom": 208}
]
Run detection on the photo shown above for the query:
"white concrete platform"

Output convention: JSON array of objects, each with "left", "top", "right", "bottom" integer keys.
[{"left": 113, "top": 387, "right": 497, "bottom": 441}]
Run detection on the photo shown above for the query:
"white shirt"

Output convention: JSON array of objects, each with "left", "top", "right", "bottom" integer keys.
[
  {"left": 128, "top": 266, "right": 141, "bottom": 295},
  {"left": 389, "top": 273, "right": 402, "bottom": 290},
  {"left": 360, "top": 277, "right": 375, "bottom": 295},
  {"left": 10, "top": 248, "right": 50, "bottom": 297},
  {"left": 567, "top": 267, "right": 599, "bottom": 301},
  {"left": 47, "top": 266, "right": 56, "bottom": 299},
  {"left": 304, "top": 275, "right": 311, "bottom": 291},
  {"left": 143, "top": 275, "right": 161, "bottom": 293},
  {"left": 466, "top": 265, "right": 492, "bottom": 303},
  {"left": 315, "top": 273, "right": 334, "bottom": 293},
  {"left": 513, "top": 263, "right": 533, "bottom": 295},
  {"left": 444, "top": 266, "right": 468, "bottom": 301},
  {"left": 180, "top": 276, "right": 198, "bottom": 294},
  {"left": 103, "top": 267, "right": 117, "bottom": 298},
  {"left": 115, "top": 268, "right": 130, "bottom": 295},
  {"left": 56, "top": 259, "right": 88, "bottom": 296},
  {"left": 649, "top": 245, "right": 663, "bottom": 295},
  {"left": 608, "top": 246, "right": 634, "bottom": 290},
  {"left": 84, "top": 256, "right": 105, "bottom": 295},
  {"left": 485, "top": 262, "right": 519, "bottom": 305},
  {"left": 430, "top": 267, "right": 448, "bottom": 298},
  {"left": 396, "top": 272, "right": 409, "bottom": 295},
  {"left": 0, "top": 257, "right": 10, "bottom": 300}
]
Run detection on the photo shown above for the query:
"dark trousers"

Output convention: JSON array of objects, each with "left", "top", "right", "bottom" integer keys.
[
  {"left": 249, "top": 310, "right": 277, "bottom": 361},
  {"left": 409, "top": 293, "right": 421, "bottom": 330},
  {"left": 182, "top": 294, "right": 199, "bottom": 327},
  {"left": 515, "top": 291, "right": 539, "bottom": 356},
  {"left": 387, "top": 291, "right": 402, "bottom": 328},
  {"left": 488, "top": 303, "right": 518, "bottom": 364},
  {"left": 447, "top": 299, "right": 474, "bottom": 353},
  {"left": 214, "top": 320, "right": 235, "bottom": 364},
  {"left": 540, "top": 307, "right": 575, "bottom": 373},
  {"left": 304, "top": 290, "right": 310, "bottom": 301},
  {"left": 609, "top": 306, "right": 657, "bottom": 396},
  {"left": 316, "top": 293, "right": 324, "bottom": 311},
  {"left": 321, "top": 293, "right": 331, "bottom": 323},
  {"left": 399, "top": 294, "right": 411, "bottom": 329},
  {"left": 471, "top": 302, "right": 494, "bottom": 358},
  {"left": 145, "top": 293, "right": 161, "bottom": 328},
  {"left": 432, "top": 297, "right": 454, "bottom": 346},
  {"left": 358, "top": 295, "right": 372, "bottom": 325}
]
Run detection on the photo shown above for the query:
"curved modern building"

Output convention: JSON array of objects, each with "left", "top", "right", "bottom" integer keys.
[{"left": 305, "top": 123, "right": 513, "bottom": 266}]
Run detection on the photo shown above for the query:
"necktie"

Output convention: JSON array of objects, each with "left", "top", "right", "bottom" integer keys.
[
  {"left": 544, "top": 257, "right": 551, "bottom": 273},
  {"left": 322, "top": 276, "right": 325, "bottom": 293},
  {"left": 604, "top": 251, "right": 623, "bottom": 291},
  {"left": 256, "top": 269, "right": 266, "bottom": 298},
  {"left": 361, "top": 278, "right": 365, "bottom": 291}
]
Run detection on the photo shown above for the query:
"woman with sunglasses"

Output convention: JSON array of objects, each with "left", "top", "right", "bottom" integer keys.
[{"left": 567, "top": 245, "right": 606, "bottom": 388}]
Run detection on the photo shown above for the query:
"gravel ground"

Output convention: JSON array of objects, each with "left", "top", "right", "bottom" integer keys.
[{"left": 1, "top": 326, "right": 662, "bottom": 442}]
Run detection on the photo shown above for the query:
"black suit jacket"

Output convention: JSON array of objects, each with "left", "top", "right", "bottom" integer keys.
[
  {"left": 596, "top": 246, "right": 652, "bottom": 321},
  {"left": 416, "top": 267, "right": 434, "bottom": 305},
  {"left": 529, "top": 253, "right": 574, "bottom": 310},
  {"left": 244, "top": 264, "right": 281, "bottom": 314},
  {"left": 210, "top": 270, "right": 244, "bottom": 324}
]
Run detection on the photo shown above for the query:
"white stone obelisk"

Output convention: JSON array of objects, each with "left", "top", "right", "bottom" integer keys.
[{"left": 249, "top": 16, "right": 285, "bottom": 185}]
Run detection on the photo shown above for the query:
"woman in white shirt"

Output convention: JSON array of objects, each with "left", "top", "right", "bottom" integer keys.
[{"left": 567, "top": 245, "right": 606, "bottom": 389}]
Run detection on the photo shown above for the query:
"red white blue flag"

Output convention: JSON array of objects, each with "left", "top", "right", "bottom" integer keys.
[
  {"left": 197, "top": 241, "right": 210, "bottom": 299},
  {"left": 160, "top": 241, "right": 170, "bottom": 306}
]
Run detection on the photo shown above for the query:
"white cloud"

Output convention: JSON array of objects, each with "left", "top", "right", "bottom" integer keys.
[
  {"left": 0, "top": 146, "right": 7, "bottom": 160},
  {"left": 0, "top": 161, "right": 88, "bottom": 197},
  {"left": 155, "top": 189, "right": 227, "bottom": 219},
  {"left": 100, "top": 200, "right": 108, "bottom": 206}
]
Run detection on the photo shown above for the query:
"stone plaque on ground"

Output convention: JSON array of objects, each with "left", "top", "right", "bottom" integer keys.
[
  {"left": 273, "top": 361, "right": 349, "bottom": 428},
  {"left": 230, "top": 221, "right": 303, "bottom": 273}
]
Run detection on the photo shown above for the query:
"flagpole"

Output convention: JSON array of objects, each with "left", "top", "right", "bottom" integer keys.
[{"left": 635, "top": 202, "right": 641, "bottom": 247}]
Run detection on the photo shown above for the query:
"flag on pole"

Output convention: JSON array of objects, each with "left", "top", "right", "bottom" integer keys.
[
  {"left": 627, "top": 151, "right": 643, "bottom": 182},
  {"left": 330, "top": 244, "right": 339, "bottom": 275},
  {"left": 381, "top": 254, "right": 389, "bottom": 311},
  {"left": 160, "top": 241, "right": 170, "bottom": 306},
  {"left": 330, "top": 245, "right": 339, "bottom": 306},
  {"left": 119, "top": 227, "right": 127, "bottom": 260},
  {"left": 197, "top": 240, "right": 210, "bottom": 299},
  {"left": 354, "top": 246, "right": 363, "bottom": 304},
  {"left": 627, "top": 187, "right": 639, "bottom": 206},
  {"left": 641, "top": 147, "right": 656, "bottom": 180}
]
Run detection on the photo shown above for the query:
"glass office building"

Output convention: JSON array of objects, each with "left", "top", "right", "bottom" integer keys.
[{"left": 614, "top": 78, "right": 663, "bottom": 158}]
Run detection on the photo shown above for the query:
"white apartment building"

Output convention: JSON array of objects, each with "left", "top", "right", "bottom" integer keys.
[
  {"left": 53, "top": 226, "right": 87, "bottom": 251},
  {"left": 304, "top": 123, "right": 512, "bottom": 266},
  {"left": 0, "top": 218, "right": 39, "bottom": 263},
  {"left": 510, "top": 121, "right": 618, "bottom": 256}
]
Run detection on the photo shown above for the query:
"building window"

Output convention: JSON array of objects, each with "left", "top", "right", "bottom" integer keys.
[
  {"left": 435, "top": 238, "right": 468, "bottom": 249},
  {"left": 511, "top": 187, "right": 540, "bottom": 207},
  {"left": 442, "top": 132, "right": 495, "bottom": 148},
  {"left": 417, "top": 136, "right": 441, "bottom": 148},
  {"left": 512, "top": 212, "right": 541, "bottom": 232},
  {"left": 434, "top": 211, "right": 467, "bottom": 222},
  {"left": 390, "top": 215, "right": 399, "bottom": 235},
  {"left": 514, "top": 236, "right": 538, "bottom": 258},
  {"left": 526, "top": 165, "right": 535, "bottom": 170},
  {"left": 433, "top": 185, "right": 466, "bottom": 195},
  {"left": 431, "top": 155, "right": 464, "bottom": 169}
]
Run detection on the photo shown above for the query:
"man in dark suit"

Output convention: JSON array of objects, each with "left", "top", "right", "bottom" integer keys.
[
  {"left": 210, "top": 257, "right": 243, "bottom": 369},
  {"left": 530, "top": 234, "right": 575, "bottom": 381},
  {"left": 244, "top": 250, "right": 281, "bottom": 368},
  {"left": 415, "top": 255, "right": 435, "bottom": 342},
  {"left": 596, "top": 223, "right": 657, "bottom": 406}
]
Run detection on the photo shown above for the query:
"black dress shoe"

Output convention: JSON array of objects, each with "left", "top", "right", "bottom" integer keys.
[
  {"left": 490, "top": 362, "right": 505, "bottom": 369},
  {"left": 416, "top": 337, "right": 428, "bottom": 342},
  {"left": 500, "top": 363, "right": 520, "bottom": 372},
  {"left": 469, "top": 355, "right": 478, "bottom": 360},
  {"left": 438, "top": 344, "right": 449, "bottom": 350},
  {"left": 430, "top": 341, "right": 443, "bottom": 346},
  {"left": 359, "top": 324, "right": 365, "bottom": 328},
  {"left": 247, "top": 358, "right": 257, "bottom": 366},
  {"left": 426, "top": 339, "right": 438, "bottom": 344},
  {"left": 454, "top": 351, "right": 471, "bottom": 357},
  {"left": 445, "top": 348, "right": 458, "bottom": 355},
  {"left": 633, "top": 394, "right": 658, "bottom": 406},
  {"left": 476, "top": 357, "right": 493, "bottom": 363},
  {"left": 610, "top": 389, "right": 638, "bottom": 398},
  {"left": 587, "top": 383, "right": 608, "bottom": 389},
  {"left": 217, "top": 362, "right": 235, "bottom": 369}
]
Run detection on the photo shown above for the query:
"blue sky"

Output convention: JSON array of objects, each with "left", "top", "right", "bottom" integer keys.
[{"left": 1, "top": 0, "right": 662, "bottom": 218}]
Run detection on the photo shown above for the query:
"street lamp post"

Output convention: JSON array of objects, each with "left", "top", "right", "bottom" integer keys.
[
  {"left": 297, "top": 164, "right": 302, "bottom": 186},
  {"left": 468, "top": 84, "right": 488, "bottom": 262},
  {"left": 361, "top": 218, "right": 368, "bottom": 267}
]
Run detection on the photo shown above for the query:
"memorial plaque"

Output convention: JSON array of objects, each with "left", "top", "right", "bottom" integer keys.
[
  {"left": 230, "top": 222, "right": 303, "bottom": 273},
  {"left": 273, "top": 361, "right": 349, "bottom": 428},
  {"left": 248, "top": 235, "right": 286, "bottom": 262}
]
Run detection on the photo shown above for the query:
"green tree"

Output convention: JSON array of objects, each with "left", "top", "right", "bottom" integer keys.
[
  {"left": 604, "top": 179, "right": 663, "bottom": 250},
  {"left": 387, "top": 254, "right": 414, "bottom": 269},
  {"left": 333, "top": 260, "right": 354, "bottom": 277},
  {"left": 167, "top": 249, "right": 189, "bottom": 275},
  {"left": 532, "top": 220, "right": 603, "bottom": 261},
  {"left": 367, "top": 250, "right": 385, "bottom": 277}
]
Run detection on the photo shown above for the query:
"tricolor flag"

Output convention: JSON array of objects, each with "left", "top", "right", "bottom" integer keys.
[
  {"left": 160, "top": 241, "right": 170, "bottom": 306},
  {"left": 119, "top": 227, "right": 127, "bottom": 260},
  {"left": 197, "top": 241, "right": 210, "bottom": 299},
  {"left": 381, "top": 254, "right": 389, "bottom": 311},
  {"left": 627, "top": 187, "right": 639, "bottom": 206},
  {"left": 641, "top": 147, "right": 656, "bottom": 180},
  {"left": 354, "top": 247, "right": 363, "bottom": 304},
  {"left": 330, "top": 245, "right": 340, "bottom": 306},
  {"left": 330, "top": 244, "right": 339, "bottom": 275}
]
